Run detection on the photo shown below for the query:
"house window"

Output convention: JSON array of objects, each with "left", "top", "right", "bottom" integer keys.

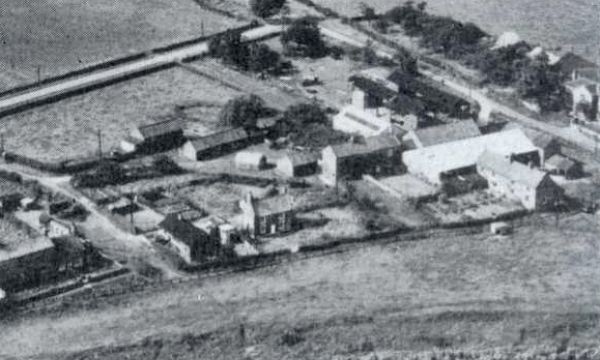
[{"left": 259, "top": 217, "right": 267, "bottom": 234}]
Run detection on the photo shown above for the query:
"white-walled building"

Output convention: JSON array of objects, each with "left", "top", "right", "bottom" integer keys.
[{"left": 403, "top": 128, "right": 540, "bottom": 185}]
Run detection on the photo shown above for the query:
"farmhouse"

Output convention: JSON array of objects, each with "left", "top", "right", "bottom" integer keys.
[
  {"left": 320, "top": 134, "right": 401, "bottom": 186},
  {"left": 477, "top": 151, "right": 564, "bottom": 211},
  {"left": 402, "top": 120, "right": 481, "bottom": 149},
  {"left": 276, "top": 152, "right": 319, "bottom": 177},
  {"left": 544, "top": 154, "right": 583, "bottom": 179},
  {"left": 180, "top": 128, "right": 259, "bottom": 161},
  {"left": 158, "top": 214, "right": 220, "bottom": 263},
  {"left": 239, "top": 193, "right": 294, "bottom": 238},
  {"left": 403, "top": 128, "right": 540, "bottom": 185},
  {"left": 235, "top": 151, "right": 268, "bottom": 171},
  {"left": 121, "top": 118, "right": 184, "bottom": 153}
]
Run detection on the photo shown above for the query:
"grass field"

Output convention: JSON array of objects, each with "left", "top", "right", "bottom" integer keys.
[
  {"left": 2, "top": 212, "right": 598, "bottom": 359},
  {"left": 0, "top": 68, "right": 242, "bottom": 162},
  {"left": 0, "top": 0, "right": 241, "bottom": 89}
]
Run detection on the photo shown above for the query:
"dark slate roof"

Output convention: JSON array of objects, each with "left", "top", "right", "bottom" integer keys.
[
  {"left": 188, "top": 128, "right": 249, "bottom": 153},
  {"left": 330, "top": 134, "right": 400, "bottom": 158},
  {"left": 554, "top": 52, "right": 598, "bottom": 75},
  {"left": 138, "top": 118, "right": 183, "bottom": 139},
  {"left": 411, "top": 120, "right": 481, "bottom": 147},
  {"left": 385, "top": 93, "right": 426, "bottom": 116},
  {"left": 284, "top": 152, "right": 319, "bottom": 167},
  {"left": 159, "top": 214, "right": 208, "bottom": 248},
  {"left": 349, "top": 75, "right": 397, "bottom": 100}
]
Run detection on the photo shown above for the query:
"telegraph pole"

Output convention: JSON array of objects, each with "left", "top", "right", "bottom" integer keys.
[{"left": 97, "top": 129, "right": 103, "bottom": 159}]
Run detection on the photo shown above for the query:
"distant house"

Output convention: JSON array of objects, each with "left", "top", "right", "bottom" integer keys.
[
  {"left": 235, "top": 151, "right": 268, "bottom": 171},
  {"left": 566, "top": 78, "right": 599, "bottom": 121},
  {"left": 477, "top": 151, "right": 564, "bottom": 211},
  {"left": 531, "top": 133, "right": 561, "bottom": 163},
  {"left": 553, "top": 52, "right": 598, "bottom": 78},
  {"left": 239, "top": 193, "right": 294, "bottom": 238},
  {"left": 39, "top": 214, "right": 77, "bottom": 239},
  {"left": 158, "top": 214, "right": 220, "bottom": 263},
  {"left": 544, "top": 154, "right": 583, "bottom": 179},
  {"left": 402, "top": 120, "right": 481, "bottom": 149},
  {"left": 180, "top": 128, "right": 260, "bottom": 161},
  {"left": 403, "top": 128, "right": 540, "bottom": 185},
  {"left": 276, "top": 152, "right": 319, "bottom": 177},
  {"left": 121, "top": 118, "right": 184, "bottom": 153},
  {"left": 320, "top": 134, "right": 401, "bottom": 186}
]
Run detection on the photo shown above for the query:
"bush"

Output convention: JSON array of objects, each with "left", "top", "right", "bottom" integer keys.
[
  {"left": 218, "top": 94, "right": 270, "bottom": 129},
  {"left": 281, "top": 16, "right": 327, "bottom": 58},
  {"left": 250, "top": 0, "right": 286, "bottom": 18}
]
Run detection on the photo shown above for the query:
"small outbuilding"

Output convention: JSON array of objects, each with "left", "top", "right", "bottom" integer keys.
[
  {"left": 545, "top": 154, "right": 583, "bottom": 179},
  {"left": 235, "top": 151, "right": 268, "bottom": 171},
  {"left": 276, "top": 152, "right": 319, "bottom": 177}
]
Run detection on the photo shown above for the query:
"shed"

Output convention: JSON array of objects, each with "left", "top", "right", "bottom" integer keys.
[
  {"left": 545, "top": 154, "right": 583, "bottom": 179},
  {"left": 276, "top": 152, "right": 319, "bottom": 177},
  {"left": 235, "top": 151, "right": 268, "bottom": 171},
  {"left": 180, "top": 128, "right": 259, "bottom": 161}
]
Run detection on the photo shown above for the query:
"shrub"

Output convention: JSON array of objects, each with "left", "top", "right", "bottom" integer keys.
[
  {"left": 249, "top": 0, "right": 286, "bottom": 18},
  {"left": 218, "top": 94, "right": 270, "bottom": 129},
  {"left": 281, "top": 16, "right": 327, "bottom": 58}
]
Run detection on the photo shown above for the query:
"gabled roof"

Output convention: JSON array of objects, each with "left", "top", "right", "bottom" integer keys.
[
  {"left": 349, "top": 76, "right": 397, "bottom": 100},
  {"left": 477, "top": 151, "right": 548, "bottom": 188},
  {"left": 554, "top": 52, "right": 598, "bottom": 75},
  {"left": 546, "top": 154, "right": 577, "bottom": 171},
  {"left": 403, "top": 128, "right": 539, "bottom": 180},
  {"left": 255, "top": 195, "right": 294, "bottom": 216},
  {"left": 159, "top": 214, "right": 208, "bottom": 248},
  {"left": 281, "top": 152, "right": 319, "bottom": 167},
  {"left": 410, "top": 120, "right": 481, "bottom": 147},
  {"left": 532, "top": 132, "right": 558, "bottom": 149},
  {"left": 188, "top": 128, "right": 249, "bottom": 153},
  {"left": 137, "top": 118, "right": 183, "bottom": 139},
  {"left": 385, "top": 93, "right": 426, "bottom": 116},
  {"left": 328, "top": 134, "right": 400, "bottom": 159}
]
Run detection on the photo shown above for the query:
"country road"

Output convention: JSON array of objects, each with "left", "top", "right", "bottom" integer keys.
[{"left": 0, "top": 24, "right": 281, "bottom": 116}]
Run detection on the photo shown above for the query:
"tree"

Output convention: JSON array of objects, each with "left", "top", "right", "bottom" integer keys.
[
  {"left": 218, "top": 94, "right": 268, "bottom": 129},
  {"left": 359, "top": 2, "right": 376, "bottom": 24},
  {"left": 517, "top": 53, "right": 566, "bottom": 112},
  {"left": 248, "top": 43, "right": 281, "bottom": 74},
  {"left": 281, "top": 16, "right": 327, "bottom": 58},
  {"left": 208, "top": 31, "right": 249, "bottom": 69},
  {"left": 395, "top": 47, "right": 419, "bottom": 75},
  {"left": 250, "top": 0, "right": 286, "bottom": 18},
  {"left": 283, "top": 102, "right": 328, "bottom": 129},
  {"left": 361, "top": 40, "right": 378, "bottom": 65}
]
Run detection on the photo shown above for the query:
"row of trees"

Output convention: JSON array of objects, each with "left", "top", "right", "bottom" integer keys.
[
  {"left": 382, "top": 1, "right": 567, "bottom": 112},
  {"left": 208, "top": 31, "right": 282, "bottom": 74},
  {"left": 218, "top": 94, "right": 348, "bottom": 148}
]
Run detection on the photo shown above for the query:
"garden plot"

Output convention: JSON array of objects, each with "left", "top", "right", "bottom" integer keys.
[{"left": 0, "top": 68, "right": 241, "bottom": 162}]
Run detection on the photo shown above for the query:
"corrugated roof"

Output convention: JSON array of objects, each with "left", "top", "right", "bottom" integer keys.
[
  {"left": 411, "top": 120, "right": 481, "bottom": 147},
  {"left": 403, "top": 128, "right": 539, "bottom": 180},
  {"left": 255, "top": 195, "right": 294, "bottom": 216},
  {"left": 188, "top": 128, "right": 249, "bottom": 153},
  {"left": 477, "top": 151, "right": 547, "bottom": 188},
  {"left": 329, "top": 133, "right": 400, "bottom": 158},
  {"left": 138, "top": 118, "right": 183, "bottom": 139}
]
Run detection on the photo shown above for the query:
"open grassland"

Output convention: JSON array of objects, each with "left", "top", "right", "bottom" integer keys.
[
  {"left": 311, "top": 0, "right": 599, "bottom": 58},
  {"left": 0, "top": 0, "right": 241, "bottom": 89},
  {"left": 1, "top": 213, "right": 599, "bottom": 359},
  {"left": 0, "top": 68, "right": 241, "bottom": 162}
]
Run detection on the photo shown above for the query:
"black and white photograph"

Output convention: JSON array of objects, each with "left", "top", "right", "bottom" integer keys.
[{"left": 0, "top": 0, "right": 599, "bottom": 359}]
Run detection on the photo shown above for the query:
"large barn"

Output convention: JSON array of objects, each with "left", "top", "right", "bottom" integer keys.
[{"left": 403, "top": 128, "right": 540, "bottom": 185}]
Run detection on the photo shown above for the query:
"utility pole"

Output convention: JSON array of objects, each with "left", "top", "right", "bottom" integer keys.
[
  {"left": 201, "top": 21, "right": 205, "bottom": 37},
  {"left": 36, "top": 65, "right": 41, "bottom": 83},
  {"left": 0, "top": 133, "right": 4, "bottom": 154},
  {"left": 97, "top": 129, "right": 103, "bottom": 159}
]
